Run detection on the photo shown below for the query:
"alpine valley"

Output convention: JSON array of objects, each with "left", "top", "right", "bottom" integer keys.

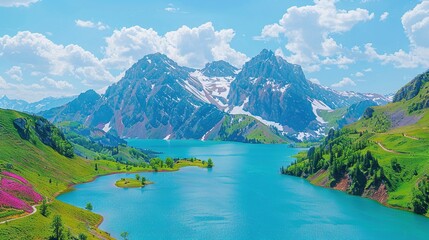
[{"left": 40, "top": 50, "right": 389, "bottom": 143}]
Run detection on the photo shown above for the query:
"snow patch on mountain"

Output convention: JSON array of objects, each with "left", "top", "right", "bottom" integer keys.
[
  {"left": 102, "top": 122, "right": 112, "bottom": 133},
  {"left": 163, "top": 134, "right": 171, "bottom": 140},
  {"left": 190, "top": 70, "right": 233, "bottom": 108},
  {"left": 310, "top": 99, "right": 332, "bottom": 123},
  {"left": 181, "top": 79, "right": 211, "bottom": 104},
  {"left": 229, "top": 97, "right": 284, "bottom": 131}
]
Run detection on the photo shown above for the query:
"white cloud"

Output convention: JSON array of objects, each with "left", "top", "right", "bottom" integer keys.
[
  {"left": 40, "top": 77, "right": 73, "bottom": 90},
  {"left": 255, "top": 23, "right": 285, "bottom": 39},
  {"left": 355, "top": 71, "right": 364, "bottom": 77},
  {"left": 6, "top": 66, "right": 23, "bottom": 81},
  {"left": 380, "top": 12, "right": 389, "bottom": 21},
  {"left": 165, "top": 3, "right": 179, "bottom": 13},
  {"left": 402, "top": 2, "right": 429, "bottom": 49},
  {"left": 0, "top": 31, "right": 115, "bottom": 84},
  {"left": 309, "top": 78, "right": 321, "bottom": 85},
  {"left": 75, "top": 19, "right": 109, "bottom": 30},
  {"left": 0, "top": 76, "right": 10, "bottom": 89},
  {"left": 364, "top": 68, "right": 372, "bottom": 72},
  {"left": 331, "top": 77, "right": 356, "bottom": 88},
  {"left": 256, "top": 0, "right": 373, "bottom": 71},
  {"left": 364, "top": 2, "right": 429, "bottom": 68},
  {"left": 0, "top": 0, "right": 39, "bottom": 7},
  {"left": 103, "top": 22, "right": 248, "bottom": 69}
]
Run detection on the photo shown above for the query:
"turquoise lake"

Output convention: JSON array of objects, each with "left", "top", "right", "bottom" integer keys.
[{"left": 57, "top": 140, "right": 429, "bottom": 239}]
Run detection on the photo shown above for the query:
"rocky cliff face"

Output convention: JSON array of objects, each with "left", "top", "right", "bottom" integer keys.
[{"left": 393, "top": 70, "right": 429, "bottom": 102}]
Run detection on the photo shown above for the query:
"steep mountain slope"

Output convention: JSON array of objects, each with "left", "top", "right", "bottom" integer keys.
[
  {"left": 318, "top": 100, "right": 379, "bottom": 129},
  {"left": 225, "top": 49, "right": 388, "bottom": 140},
  {"left": 57, "top": 121, "right": 154, "bottom": 163},
  {"left": 190, "top": 60, "right": 237, "bottom": 110},
  {"left": 102, "top": 53, "right": 224, "bottom": 139},
  {"left": 0, "top": 95, "right": 76, "bottom": 113},
  {"left": 284, "top": 70, "right": 429, "bottom": 216}
]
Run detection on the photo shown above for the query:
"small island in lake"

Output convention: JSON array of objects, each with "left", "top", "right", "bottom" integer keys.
[{"left": 115, "top": 175, "right": 153, "bottom": 188}]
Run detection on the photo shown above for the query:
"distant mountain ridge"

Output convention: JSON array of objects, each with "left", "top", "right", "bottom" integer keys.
[
  {"left": 0, "top": 95, "right": 76, "bottom": 113},
  {"left": 40, "top": 50, "right": 389, "bottom": 142}
]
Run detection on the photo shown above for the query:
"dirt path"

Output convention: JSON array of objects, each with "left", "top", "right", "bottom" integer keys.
[
  {"left": 403, "top": 133, "right": 419, "bottom": 140},
  {"left": 377, "top": 142, "right": 400, "bottom": 154},
  {"left": 0, "top": 205, "right": 37, "bottom": 225}
]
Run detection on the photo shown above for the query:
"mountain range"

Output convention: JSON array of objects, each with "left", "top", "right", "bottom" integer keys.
[
  {"left": 0, "top": 95, "right": 76, "bottom": 113},
  {"left": 39, "top": 49, "right": 389, "bottom": 142}
]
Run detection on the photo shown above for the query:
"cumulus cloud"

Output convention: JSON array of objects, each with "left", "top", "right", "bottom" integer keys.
[
  {"left": 103, "top": 22, "right": 248, "bottom": 69},
  {"left": 75, "top": 19, "right": 109, "bottom": 30},
  {"left": 364, "top": 2, "right": 429, "bottom": 68},
  {"left": 380, "top": 12, "right": 389, "bottom": 21},
  {"left": 0, "top": 31, "right": 115, "bottom": 83},
  {"left": 331, "top": 77, "right": 356, "bottom": 88},
  {"left": 256, "top": 0, "right": 373, "bottom": 71},
  {"left": 0, "top": 0, "right": 39, "bottom": 7},
  {"left": 355, "top": 71, "right": 364, "bottom": 77},
  {"left": 6, "top": 66, "right": 23, "bottom": 81},
  {"left": 40, "top": 77, "right": 73, "bottom": 89}
]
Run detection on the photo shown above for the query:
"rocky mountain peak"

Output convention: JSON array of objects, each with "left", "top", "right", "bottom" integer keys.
[
  {"left": 201, "top": 60, "right": 238, "bottom": 77},
  {"left": 123, "top": 53, "right": 186, "bottom": 81},
  {"left": 237, "top": 49, "right": 305, "bottom": 86}
]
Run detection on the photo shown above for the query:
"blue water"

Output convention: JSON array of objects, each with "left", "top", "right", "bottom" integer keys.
[{"left": 57, "top": 140, "right": 429, "bottom": 239}]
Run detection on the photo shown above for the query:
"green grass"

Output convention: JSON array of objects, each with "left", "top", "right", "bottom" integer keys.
[
  {"left": 0, "top": 200, "right": 113, "bottom": 240},
  {"left": 216, "top": 114, "right": 286, "bottom": 144},
  {"left": 318, "top": 108, "right": 347, "bottom": 129},
  {"left": 344, "top": 103, "right": 429, "bottom": 210},
  {"left": 0, "top": 209, "right": 24, "bottom": 221}
]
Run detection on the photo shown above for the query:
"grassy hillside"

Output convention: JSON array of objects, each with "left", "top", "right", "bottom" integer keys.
[
  {"left": 58, "top": 121, "right": 152, "bottom": 164},
  {"left": 284, "top": 71, "right": 429, "bottom": 216},
  {"left": 0, "top": 109, "right": 211, "bottom": 239},
  {"left": 210, "top": 114, "right": 287, "bottom": 144}
]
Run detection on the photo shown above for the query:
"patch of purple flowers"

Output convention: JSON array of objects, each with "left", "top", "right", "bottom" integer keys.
[
  {"left": 1, "top": 171, "right": 29, "bottom": 184},
  {"left": 0, "top": 190, "right": 32, "bottom": 212},
  {"left": 0, "top": 178, "right": 42, "bottom": 203}
]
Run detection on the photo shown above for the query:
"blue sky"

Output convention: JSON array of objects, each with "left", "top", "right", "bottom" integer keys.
[{"left": 0, "top": 0, "right": 427, "bottom": 101}]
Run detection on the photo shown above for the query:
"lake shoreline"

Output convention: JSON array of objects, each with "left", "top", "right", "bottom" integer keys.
[
  {"left": 54, "top": 161, "right": 210, "bottom": 237},
  {"left": 284, "top": 173, "right": 428, "bottom": 218}
]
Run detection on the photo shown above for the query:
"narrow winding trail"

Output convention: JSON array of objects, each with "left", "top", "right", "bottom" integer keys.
[
  {"left": 403, "top": 133, "right": 419, "bottom": 140},
  {"left": 0, "top": 205, "right": 37, "bottom": 225},
  {"left": 377, "top": 142, "right": 400, "bottom": 154}
]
